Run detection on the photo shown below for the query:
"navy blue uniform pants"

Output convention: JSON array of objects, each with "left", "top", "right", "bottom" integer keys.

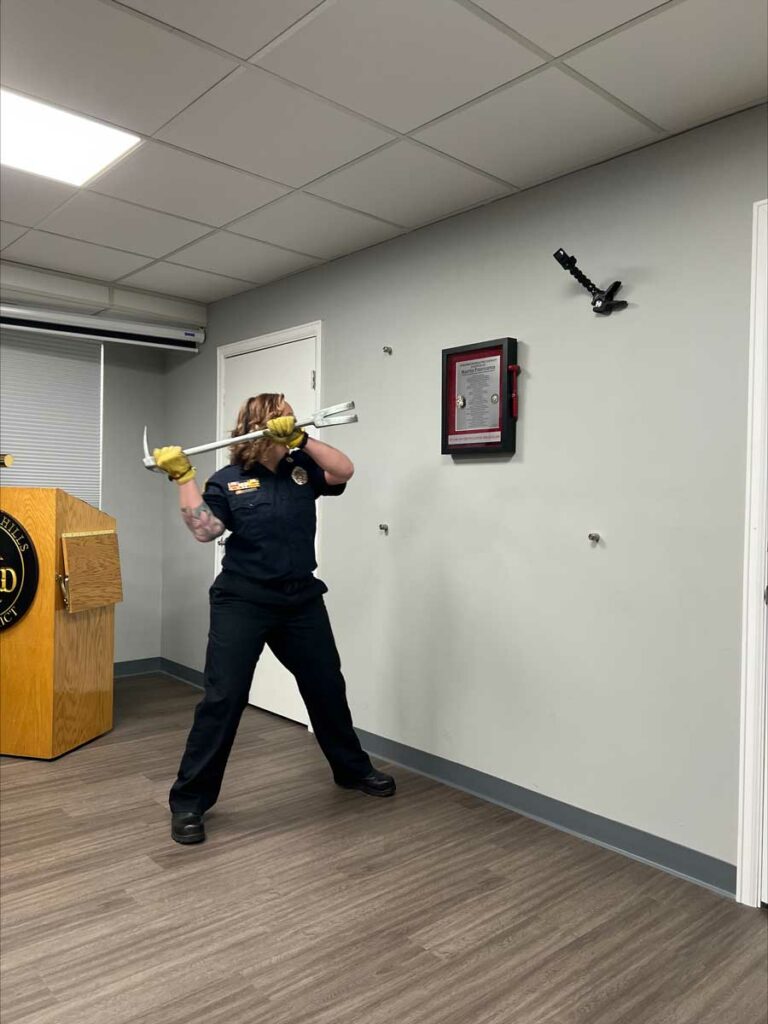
[{"left": 169, "top": 573, "right": 373, "bottom": 814}]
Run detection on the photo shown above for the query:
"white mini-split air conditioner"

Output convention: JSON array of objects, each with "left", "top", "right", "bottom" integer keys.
[{"left": 0, "top": 304, "right": 205, "bottom": 352}]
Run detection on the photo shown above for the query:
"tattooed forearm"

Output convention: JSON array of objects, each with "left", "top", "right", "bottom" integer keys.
[{"left": 180, "top": 502, "right": 226, "bottom": 542}]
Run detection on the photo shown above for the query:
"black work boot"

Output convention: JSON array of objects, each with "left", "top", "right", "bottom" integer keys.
[
  {"left": 336, "top": 768, "right": 396, "bottom": 798},
  {"left": 171, "top": 811, "right": 206, "bottom": 844}
]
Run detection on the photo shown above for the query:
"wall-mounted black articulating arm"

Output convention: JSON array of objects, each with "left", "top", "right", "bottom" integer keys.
[
  {"left": 553, "top": 248, "right": 628, "bottom": 316},
  {"left": 553, "top": 249, "right": 600, "bottom": 296}
]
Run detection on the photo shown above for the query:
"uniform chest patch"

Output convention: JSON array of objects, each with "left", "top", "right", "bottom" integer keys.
[
  {"left": 228, "top": 478, "right": 261, "bottom": 493},
  {"left": 291, "top": 466, "right": 309, "bottom": 486}
]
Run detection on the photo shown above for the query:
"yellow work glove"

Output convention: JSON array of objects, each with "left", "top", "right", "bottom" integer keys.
[
  {"left": 153, "top": 446, "right": 196, "bottom": 484},
  {"left": 265, "top": 415, "right": 307, "bottom": 449}
]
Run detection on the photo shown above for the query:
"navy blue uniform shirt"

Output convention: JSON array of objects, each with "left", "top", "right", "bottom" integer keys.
[{"left": 202, "top": 450, "right": 345, "bottom": 583}]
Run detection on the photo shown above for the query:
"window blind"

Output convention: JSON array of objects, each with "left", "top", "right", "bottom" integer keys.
[{"left": 0, "top": 331, "right": 102, "bottom": 508}]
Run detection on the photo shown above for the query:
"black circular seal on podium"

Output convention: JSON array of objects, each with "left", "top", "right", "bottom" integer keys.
[{"left": 0, "top": 511, "right": 39, "bottom": 632}]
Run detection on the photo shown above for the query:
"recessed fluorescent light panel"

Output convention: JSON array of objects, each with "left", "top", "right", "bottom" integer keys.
[{"left": 0, "top": 90, "right": 141, "bottom": 186}]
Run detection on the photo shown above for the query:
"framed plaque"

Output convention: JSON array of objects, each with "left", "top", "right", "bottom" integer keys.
[{"left": 442, "top": 338, "right": 519, "bottom": 455}]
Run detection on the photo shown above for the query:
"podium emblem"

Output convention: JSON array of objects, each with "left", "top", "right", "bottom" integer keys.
[{"left": 0, "top": 512, "right": 39, "bottom": 631}]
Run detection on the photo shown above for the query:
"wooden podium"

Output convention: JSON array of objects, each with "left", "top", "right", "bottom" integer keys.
[{"left": 0, "top": 488, "right": 123, "bottom": 759}]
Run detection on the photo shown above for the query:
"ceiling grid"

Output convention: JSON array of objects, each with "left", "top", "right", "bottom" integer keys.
[{"left": 0, "top": 0, "right": 765, "bottom": 303}]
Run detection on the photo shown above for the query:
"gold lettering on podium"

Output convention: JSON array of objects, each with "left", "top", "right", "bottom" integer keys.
[{"left": 0, "top": 566, "right": 18, "bottom": 592}]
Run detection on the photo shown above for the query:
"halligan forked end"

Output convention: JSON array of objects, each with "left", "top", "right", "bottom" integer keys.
[
  {"left": 320, "top": 400, "right": 355, "bottom": 416},
  {"left": 316, "top": 412, "right": 358, "bottom": 428}
]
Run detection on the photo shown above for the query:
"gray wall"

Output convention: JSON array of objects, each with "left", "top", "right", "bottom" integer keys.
[
  {"left": 102, "top": 345, "right": 166, "bottom": 662},
  {"left": 160, "top": 106, "right": 768, "bottom": 864},
  {"left": 158, "top": 347, "right": 221, "bottom": 664}
]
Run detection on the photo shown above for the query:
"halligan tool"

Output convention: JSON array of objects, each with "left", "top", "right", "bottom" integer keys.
[{"left": 142, "top": 401, "right": 358, "bottom": 471}]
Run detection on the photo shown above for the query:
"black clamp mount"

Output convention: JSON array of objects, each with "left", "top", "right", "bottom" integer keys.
[{"left": 553, "top": 249, "right": 628, "bottom": 316}]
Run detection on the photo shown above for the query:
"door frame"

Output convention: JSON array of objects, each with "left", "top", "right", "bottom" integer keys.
[
  {"left": 214, "top": 321, "right": 323, "bottom": 726},
  {"left": 215, "top": 319, "right": 323, "bottom": 443},
  {"left": 736, "top": 200, "right": 768, "bottom": 907},
  {"left": 217, "top": 319, "right": 325, "bottom": 577},
  {"left": 214, "top": 319, "right": 324, "bottom": 578}
]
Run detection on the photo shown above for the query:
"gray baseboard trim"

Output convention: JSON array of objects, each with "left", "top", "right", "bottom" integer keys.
[
  {"left": 114, "top": 658, "right": 205, "bottom": 688},
  {"left": 356, "top": 729, "right": 736, "bottom": 898},
  {"left": 114, "top": 658, "right": 163, "bottom": 677},
  {"left": 114, "top": 660, "right": 736, "bottom": 897},
  {"left": 160, "top": 659, "right": 205, "bottom": 689}
]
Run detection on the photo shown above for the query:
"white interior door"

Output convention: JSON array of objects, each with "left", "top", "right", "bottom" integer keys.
[
  {"left": 763, "top": 663, "right": 768, "bottom": 905},
  {"left": 218, "top": 332, "right": 318, "bottom": 725},
  {"left": 737, "top": 201, "right": 768, "bottom": 907},
  {"left": 751, "top": 201, "right": 768, "bottom": 907},
  {"left": 758, "top": 202, "right": 768, "bottom": 907}
]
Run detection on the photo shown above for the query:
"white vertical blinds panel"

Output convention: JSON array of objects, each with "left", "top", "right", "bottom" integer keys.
[{"left": 0, "top": 332, "right": 102, "bottom": 507}]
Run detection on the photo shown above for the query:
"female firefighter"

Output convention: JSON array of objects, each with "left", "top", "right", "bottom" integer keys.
[{"left": 154, "top": 393, "right": 395, "bottom": 845}]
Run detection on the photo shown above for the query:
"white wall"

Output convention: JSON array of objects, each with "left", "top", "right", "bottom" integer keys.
[
  {"left": 160, "top": 106, "right": 768, "bottom": 863},
  {"left": 102, "top": 344, "right": 166, "bottom": 662}
]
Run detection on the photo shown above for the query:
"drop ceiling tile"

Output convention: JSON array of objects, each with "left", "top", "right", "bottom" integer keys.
[
  {"left": 255, "top": 0, "right": 542, "bottom": 132},
  {"left": 0, "top": 223, "right": 28, "bottom": 250},
  {"left": 566, "top": 0, "right": 768, "bottom": 130},
  {"left": 38, "top": 194, "right": 210, "bottom": 258},
  {"left": 91, "top": 143, "right": 290, "bottom": 227},
  {"left": 168, "top": 231, "right": 321, "bottom": 283},
  {"left": 471, "top": 0, "right": 666, "bottom": 56},
  {"left": 0, "top": 168, "right": 76, "bottom": 227},
  {"left": 119, "top": 262, "right": 254, "bottom": 303},
  {"left": 416, "top": 67, "right": 657, "bottom": 187},
  {"left": 119, "top": 0, "right": 323, "bottom": 59},
  {"left": 1, "top": 231, "right": 151, "bottom": 280},
  {"left": 158, "top": 67, "right": 393, "bottom": 186},
  {"left": 307, "top": 142, "right": 511, "bottom": 227},
  {"left": 0, "top": 0, "right": 236, "bottom": 134},
  {"left": 229, "top": 193, "right": 403, "bottom": 258}
]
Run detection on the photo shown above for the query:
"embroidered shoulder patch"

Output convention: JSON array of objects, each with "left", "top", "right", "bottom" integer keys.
[{"left": 228, "top": 479, "right": 261, "bottom": 493}]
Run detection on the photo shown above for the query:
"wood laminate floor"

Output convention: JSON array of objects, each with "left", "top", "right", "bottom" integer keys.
[{"left": 1, "top": 674, "right": 766, "bottom": 1024}]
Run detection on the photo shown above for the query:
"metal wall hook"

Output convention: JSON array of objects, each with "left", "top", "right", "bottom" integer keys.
[
  {"left": 588, "top": 532, "right": 601, "bottom": 545},
  {"left": 382, "top": 346, "right": 393, "bottom": 355},
  {"left": 378, "top": 524, "right": 389, "bottom": 535}
]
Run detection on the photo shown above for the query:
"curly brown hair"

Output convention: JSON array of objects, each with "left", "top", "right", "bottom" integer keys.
[{"left": 229, "top": 392, "right": 286, "bottom": 471}]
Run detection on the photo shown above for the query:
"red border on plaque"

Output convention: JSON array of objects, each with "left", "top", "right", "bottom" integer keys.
[{"left": 445, "top": 345, "right": 503, "bottom": 446}]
